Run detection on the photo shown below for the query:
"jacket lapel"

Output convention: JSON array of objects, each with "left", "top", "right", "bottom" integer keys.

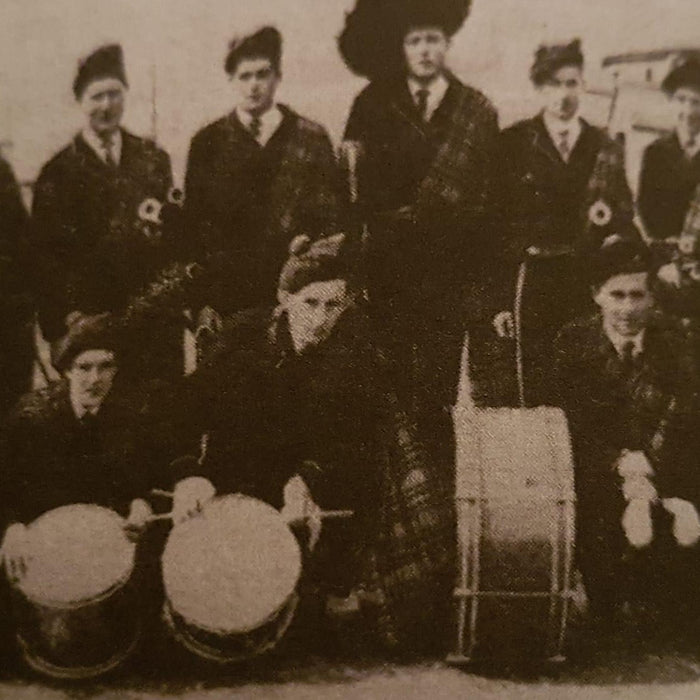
[{"left": 530, "top": 114, "right": 565, "bottom": 165}]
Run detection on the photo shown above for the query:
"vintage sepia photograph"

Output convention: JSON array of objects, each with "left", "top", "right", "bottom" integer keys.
[{"left": 2, "top": 0, "right": 700, "bottom": 697}]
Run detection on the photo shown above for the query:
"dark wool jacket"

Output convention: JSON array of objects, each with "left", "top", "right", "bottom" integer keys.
[
  {"left": 0, "top": 379, "right": 167, "bottom": 528},
  {"left": 31, "top": 129, "right": 173, "bottom": 339},
  {"left": 638, "top": 132, "right": 700, "bottom": 241},
  {"left": 500, "top": 113, "right": 635, "bottom": 262},
  {"left": 344, "top": 74, "right": 504, "bottom": 324},
  {"left": 0, "top": 155, "right": 32, "bottom": 416},
  {"left": 553, "top": 314, "right": 700, "bottom": 517},
  {"left": 183, "top": 105, "right": 344, "bottom": 316},
  {"left": 170, "top": 304, "right": 455, "bottom": 646}
]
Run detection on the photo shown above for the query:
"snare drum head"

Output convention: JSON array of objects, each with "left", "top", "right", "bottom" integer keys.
[
  {"left": 20, "top": 504, "right": 135, "bottom": 605},
  {"left": 162, "top": 494, "right": 302, "bottom": 634}
]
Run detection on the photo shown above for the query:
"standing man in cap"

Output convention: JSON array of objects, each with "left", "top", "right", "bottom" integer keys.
[
  {"left": 639, "top": 56, "right": 700, "bottom": 248},
  {"left": 553, "top": 234, "right": 700, "bottom": 640},
  {"left": 339, "top": 0, "right": 504, "bottom": 439},
  {"left": 494, "top": 39, "right": 635, "bottom": 406},
  {"left": 31, "top": 43, "right": 174, "bottom": 345},
  {"left": 169, "top": 232, "right": 455, "bottom": 654},
  {"left": 0, "top": 153, "right": 33, "bottom": 417},
  {"left": 183, "top": 26, "right": 344, "bottom": 324}
]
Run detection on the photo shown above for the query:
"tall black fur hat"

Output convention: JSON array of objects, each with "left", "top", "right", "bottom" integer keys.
[
  {"left": 530, "top": 39, "right": 584, "bottom": 86},
  {"left": 225, "top": 26, "right": 282, "bottom": 76},
  {"left": 338, "top": 0, "right": 471, "bottom": 80},
  {"left": 73, "top": 44, "right": 128, "bottom": 99},
  {"left": 661, "top": 55, "right": 700, "bottom": 95}
]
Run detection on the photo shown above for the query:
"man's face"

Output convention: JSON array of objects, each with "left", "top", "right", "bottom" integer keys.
[
  {"left": 594, "top": 272, "right": 654, "bottom": 337},
  {"left": 403, "top": 26, "right": 449, "bottom": 82},
  {"left": 231, "top": 57, "right": 280, "bottom": 115},
  {"left": 65, "top": 349, "right": 118, "bottom": 412},
  {"left": 285, "top": 280, "right": 351, "bottom": 353},
  {"left": 538, "top": 65, "right": 583, "bottom": 121},
  {"left": 671, "top": 86, "right": 700, "bottom": 137},
  {"left": 79, "top": 77, "right": 125, "bottom": 136}
]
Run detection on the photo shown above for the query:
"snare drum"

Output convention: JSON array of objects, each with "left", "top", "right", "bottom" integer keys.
[
  {"left": 162, "top": 494, "right": 302, "bottom": 662},
  {"left": 11, "top": 504, "right": 139, "bottom": 679}
]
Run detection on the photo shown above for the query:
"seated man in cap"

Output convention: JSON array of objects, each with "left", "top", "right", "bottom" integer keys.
[
  {"left": 169, "top": 233, "right": 455, "bottom": 654},
  {"left": 31, "top": 44, "right": 174, "bottom": 348},
  {"left": 184, "top": 26, "right": 344, "bottom": 326},
  {"left": 494, "top": 39, "right": 636, "bottom": 406},
  {"left": 553, "top": 234, "right": 700, "bottom": 640},
  {"left": 340, "top": 0, "right": 504, "bottom": 425},
  {"left": 0, "top": 313, "right": 161, "bottom": 573},
  {"left": 639, "top": 57, "right": 700, "bottom": 252}
]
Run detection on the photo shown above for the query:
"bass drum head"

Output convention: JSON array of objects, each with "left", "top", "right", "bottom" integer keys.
[
  {"left": 19, "top": 504, "right": 135, "bottom": 606},
  {"left": 162, "top": 494, "right": 302, "bottom": 636}
]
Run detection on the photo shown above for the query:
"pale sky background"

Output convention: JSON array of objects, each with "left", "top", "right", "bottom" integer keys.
[{"left": 1, "top": 0, "right": 699, "bottom": 186}]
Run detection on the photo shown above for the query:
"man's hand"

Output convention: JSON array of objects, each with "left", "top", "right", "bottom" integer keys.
[
  {"left": 123, "top": 498, "right": 154, "bottom": 542},
  {"left": 172, "top": 476, "right": 216, "bottom": 524},
  {"left": 662, "top": 498, "right": 700, "bottom": 547},
  {"left": 281, "top": 475, "right": 322, "bottom": 551},
  {"left": 493, "top": 310, "right": 515, "bottom": 339},
  {"left": 1, "top": 523, "right": 30, "bottom": 583}
]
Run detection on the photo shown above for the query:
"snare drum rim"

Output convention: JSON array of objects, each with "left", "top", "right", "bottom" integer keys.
[
  {"left": 17, "top": 503, "right": 135, "bottom": 608},
  {"left": 162, "top": 494, "right": 303, "bottom": 635}
]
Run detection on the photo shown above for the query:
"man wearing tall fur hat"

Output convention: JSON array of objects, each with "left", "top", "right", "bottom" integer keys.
[
  {"left": 639, "top": 55, "right": 700, "bottom": 247},
  {"left": 168, "top": 232, "right": 455, "bottom": 655},
  {"left": 553, "top": 233, "right": 700, "bottom": 640},
  {"left": 31, "top": 43, "right": 174, "bottom": 343},
  {"left": 183, "top": 26, "right": 344, "bottom": 323},
  {"left": 340, "top": 0, "right": 504, "bottom": 441},
  {"left": 494, "top": 39, "right": 636, "bottom": 406}
]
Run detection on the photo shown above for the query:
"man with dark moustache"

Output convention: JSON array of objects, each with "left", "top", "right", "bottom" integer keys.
[
  {"left": 183, "top": 26, "right": 344, "bottom": 325},
  {"left": 639, "top": 57, "right": 700, "bottom": 251},
  {"left": 553, "top": 235, "right": 700, "bottom": 640},
  {"left": 494, "top": 39, "right": 636, "bottom": 406},
  {"left": 340, "top": 0, "right": 503, "bottom": 438},
  {"left": 32, "top": 44, "right": 173, "bottom": 344}
]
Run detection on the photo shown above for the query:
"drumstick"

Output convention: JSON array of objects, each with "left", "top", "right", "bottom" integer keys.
[{"left": 319, "top": 509, "right": 354, "bottom": 520}]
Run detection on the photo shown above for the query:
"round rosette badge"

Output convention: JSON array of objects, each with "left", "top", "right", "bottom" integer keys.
[
  {"left": 138, "top": 197, "right": 163, "bottom": 240},
  {"left": 588, "top": 199, "right": 612, "bottom": 227}
]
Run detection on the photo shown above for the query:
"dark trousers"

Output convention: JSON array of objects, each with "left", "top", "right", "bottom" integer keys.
[{"left": 518, "top": 255, "right": 593, "bottom": 407}]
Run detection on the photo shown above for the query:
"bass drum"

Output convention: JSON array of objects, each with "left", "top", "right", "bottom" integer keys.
[
  {"left": 161, "top": 494, "right": 302, "bottom": 663},
  {"left": 11, "top": 504, "right": 139, "bottom": 679},
  {"left": 449, "top": 405, "right": 576, "bottom": 664}
]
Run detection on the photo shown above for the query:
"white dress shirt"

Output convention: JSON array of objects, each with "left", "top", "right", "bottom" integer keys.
[
  {"left": 407, "top": 74, "right": 449, "bottom": 121},
  {"left": 542, "top": 112, "right": 582, "bottom": 162},
  {"left": 236, "top": 104, "right": 284, "bottom": 147},
  {"left": 82, "top": 127, "right": 122, "bottom": 165},
  {"left": 676, "top": 126, "right": 700, "bottom": 159},
  {"left": 603, "top": 322, "right": 645, "bottom": 359}
]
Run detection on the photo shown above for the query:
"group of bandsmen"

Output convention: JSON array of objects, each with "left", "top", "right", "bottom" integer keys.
[{"left": 2, "top": 0, "right": 700, "bottom": 673}]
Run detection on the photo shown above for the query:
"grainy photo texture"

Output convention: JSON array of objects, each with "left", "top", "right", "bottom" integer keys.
[{"left": 1, "top": 1, "right": 700, "bottom": 698}]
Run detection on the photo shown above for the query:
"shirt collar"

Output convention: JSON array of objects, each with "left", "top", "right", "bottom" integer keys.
[
  {"left": 70, "top": 392, "right": 101, "bottom": 421},
  {"left": 235, "top": 104, "right": 283, "bottom": 146},
  {"left": 542, "top": 111, "right": 582, "bottom": 153},
  {"left": 82, "top": 127, "right": 122, "bottom": 165},
  {"left": 603, "top": 321, "right": 645, "bottom": 358},
  {"left": 407, "top": 74, "right": 449, "bottom": 120},
  {"left": 676, "top": 126, "right": 700, "bottom": 158}
]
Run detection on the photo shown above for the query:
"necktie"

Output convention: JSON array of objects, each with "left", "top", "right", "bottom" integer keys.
[
  {"left": 620, "top": 340, "right": 635, "bottom": 367},
  {"left": 416, "top": 89, "right": 429, "bottom": 121},
  {"left": 249, "top": 116, "right": 262, "bottom": 141},
  {"left": 101, "top": 134, "right": 117, "bottom": 167},
  {"left": 80, "top": 411, "right": 98, "bottom": 429},
  {"left": 557, "top": 130, "right": 570, "bottom": 161}
]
